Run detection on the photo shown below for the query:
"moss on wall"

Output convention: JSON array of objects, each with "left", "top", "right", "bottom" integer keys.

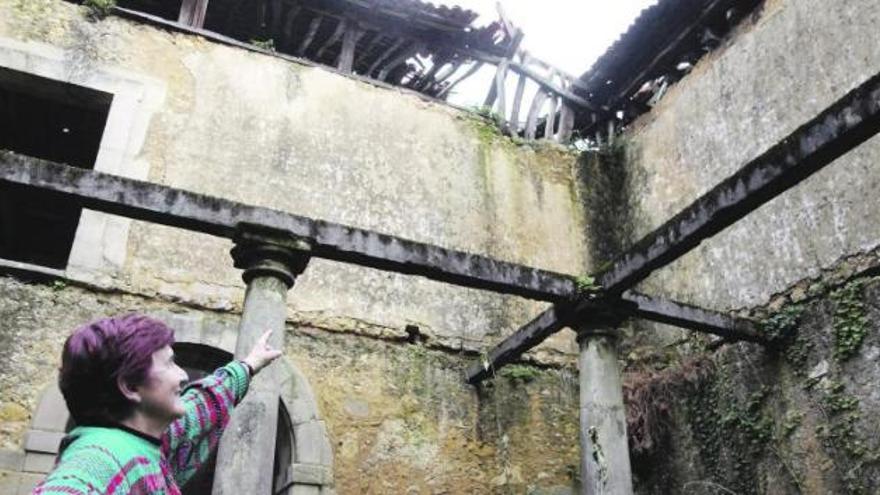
[
  {"left": 627, "top": 251, "right": 880, "bottom": 494},
  {"left": 0, "top": 274, "right": 580, "bottom": 494}
]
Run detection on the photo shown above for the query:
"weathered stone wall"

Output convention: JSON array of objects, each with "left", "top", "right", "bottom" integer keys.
[
  {"left": 0, "top": 1, "right": 589, "bottom": 493},
  {"left": 622, "top": 0, "right": 880, "bottom": 311},
  {"left": 611, "top": 0, "right": 880, "bottom": 492},
  {"left": 627, "top": 253, "right": 880, "bottom": 494},
  {"left": 0, "top": 276, "right": 581, "bottom": 494},
  {"left": 0, "top": 0, "right": 589, "bottom": 355}
]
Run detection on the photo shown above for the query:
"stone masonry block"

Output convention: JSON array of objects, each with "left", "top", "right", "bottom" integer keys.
[
  {"left": 0, "top": 449, "right": 24, "bottom": 471},
  {"left": 293, "top": 421, "right": 333, "bottom": 465},
  {"left": 289, "top": 485, "right": 320, "bottom": 495},
  {"left": 15, "top": 472, "right": 44, "bottom": 495},
  {"left": 216, "top": 323, "right": 239, "bottom": 354},
  {"left": 30, "top": 385, "right": 69, "bottom": 432},
  {"left": 200, "top": 320, "right": 238, "bottom": 353},
  {"left": 155, "top": 311, "right": 204, "bottom": 344},
  {"left": 0, "top": 471, "right": 19, "bottom": 495},
  {"left": 22, "top": 452, "right": 55, "bottom": 474},
  {"left": 288, "top": 463, "right": 333, "bottom": 485},
  {"left": 24, "top": 430, "right": 64, "bottom": 454},
  {"left": 281, "top": 363, "right": 320, "bottom": 425},
  {"left": 285, "top": 394, "right": 318, "bottom": 426}
]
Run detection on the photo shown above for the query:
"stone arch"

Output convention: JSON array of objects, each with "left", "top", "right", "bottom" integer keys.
[{"left": 21, "top": 312, "right": 335, "bottom": 494}]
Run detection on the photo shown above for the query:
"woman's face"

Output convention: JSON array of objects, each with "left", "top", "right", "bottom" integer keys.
[{"left": 136, "top": 345, "right": 189, "bottom": 421}]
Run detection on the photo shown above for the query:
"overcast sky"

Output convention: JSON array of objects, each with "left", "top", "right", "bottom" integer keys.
[{"left": 428, "top": 0, "right": 658, "bottom": 106}]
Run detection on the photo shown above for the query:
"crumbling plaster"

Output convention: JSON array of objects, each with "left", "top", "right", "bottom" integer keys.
[{"left": 623, "top": 0, "right": 880, "bottom": 311}]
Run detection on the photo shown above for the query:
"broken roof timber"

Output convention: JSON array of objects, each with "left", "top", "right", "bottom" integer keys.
[
  {"left": 573, "top": 0, "right": 764, "bottom": 135},
  {"left": 467, "top": 69, "right": 880, "bottom": 383}
]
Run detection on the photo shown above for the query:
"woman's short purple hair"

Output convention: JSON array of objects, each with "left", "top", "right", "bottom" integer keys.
[{"left": 59, "top": 314, "right": 174, "bottom": 425}]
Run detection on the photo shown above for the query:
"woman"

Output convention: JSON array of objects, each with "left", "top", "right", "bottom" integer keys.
[{"left": 32, "top": 314, "right": 282, "bottom": 494}]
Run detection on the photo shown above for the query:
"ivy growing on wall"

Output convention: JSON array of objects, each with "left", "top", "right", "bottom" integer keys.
[{"left": 831, "top": 279, "right": 869, "bottom": 360}]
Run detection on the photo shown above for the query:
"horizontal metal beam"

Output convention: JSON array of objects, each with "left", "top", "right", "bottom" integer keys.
[
  {"left": 466, "top": 301, "right": 587, "bottom": 384},
  {"left": 0, "top": 151, "right": 575, "bottom": 302},
  {"left": 467, "top": 70, "right": 880, "bottom": 383},
  {"left": 465, "top": 293, "right": 761, "bottom": 383}
]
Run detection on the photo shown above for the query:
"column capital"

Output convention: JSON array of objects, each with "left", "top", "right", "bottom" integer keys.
[
  {"left": 573, "top": 311, "right": 624, "bottom": 342},
  {"left": 231, "top": 224, "right": 312, "bottom": 287}
]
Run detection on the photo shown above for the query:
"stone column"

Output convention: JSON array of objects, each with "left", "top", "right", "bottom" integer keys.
[
  {"left": 212, "top": 230, "right": 311, "bottom": 495},
  {"left": 576, "top": 320, "right": 633, "bottom": 495}
]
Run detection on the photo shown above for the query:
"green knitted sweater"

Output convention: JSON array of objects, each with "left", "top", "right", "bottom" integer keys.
[{"left": 32, "top": 361, "right": 250, "bottom": 494}]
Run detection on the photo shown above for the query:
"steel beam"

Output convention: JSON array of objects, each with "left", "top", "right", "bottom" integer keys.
[
  {"left": 0, "top": 151, "right": 575, "bottom": 302},
  {"left": 618, "top": 291, "right": 761, "bottom": 341},
  {"left": 467, "top": 71, "right": 880, "bottom": 383}
]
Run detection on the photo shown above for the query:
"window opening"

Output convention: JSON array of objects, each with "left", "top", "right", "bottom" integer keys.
[{"left": 0, "top": 67, "right": 112, "bottom": 269}]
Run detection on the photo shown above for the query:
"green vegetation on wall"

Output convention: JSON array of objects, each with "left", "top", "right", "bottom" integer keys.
[
  {"left": 631, "top": 273, "right": 879, "bottom": 494},
  {"left": 83, "top": 0, "right": 115, "bottom": 18},
  {"left": 831, "top": 279, "right": 869, "bottom": 360}
]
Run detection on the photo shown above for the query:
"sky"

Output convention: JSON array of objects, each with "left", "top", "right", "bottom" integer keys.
[{"left": 427, "top": 0, "right": 658, "bottom": 107}]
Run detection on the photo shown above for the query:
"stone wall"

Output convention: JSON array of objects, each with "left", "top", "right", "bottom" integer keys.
[
  {"left": 0, "top": 1, "right": 590, "bottom": 493},
  {"left": 627, "top": 253, "right": 880, "bottom": 494},
  {"left": 0, "top": 0, "right": 589, "bottom": 354},
  {"left": 609, "top": 0, "right": 880, "bottom": 492},
  {"left": 621, "top": 0, "right": 880, "bottom": 312},
  {"left": 0, "top": 276, "right": 581, "bottom": 494}
]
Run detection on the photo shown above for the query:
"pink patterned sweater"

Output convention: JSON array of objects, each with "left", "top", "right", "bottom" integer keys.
[{"left": 32, "top": 361, "right": 250, "bottom": 494}]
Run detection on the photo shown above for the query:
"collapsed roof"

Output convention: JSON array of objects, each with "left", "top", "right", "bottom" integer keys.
[
  {"left": 116, "top": 0, "right": 519, "bottom": 98},
  {"left": 573, "top": 0, "right": 765, "bottom": 139}
]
